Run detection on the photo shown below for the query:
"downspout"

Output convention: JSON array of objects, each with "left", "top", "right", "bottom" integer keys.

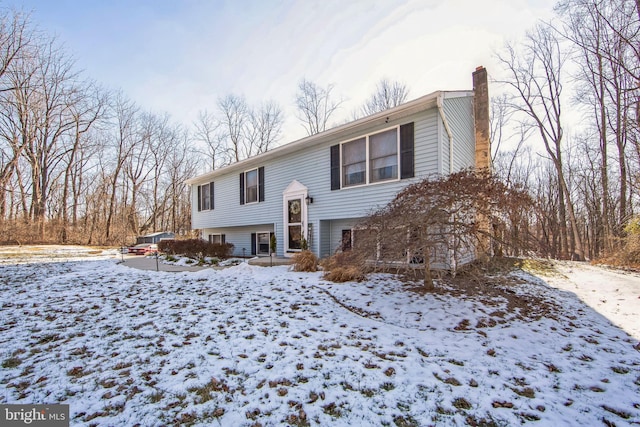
[{"left": 437, "top": 93, "right": 454, "bottom": 174}]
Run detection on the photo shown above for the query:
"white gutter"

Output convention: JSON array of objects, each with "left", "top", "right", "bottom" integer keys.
[{"left": 437, "top": 94, "right": 454, "bottom": 174}]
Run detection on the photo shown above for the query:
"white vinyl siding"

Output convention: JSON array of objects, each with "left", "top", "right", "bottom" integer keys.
[
  {"left": 201, "top": 225, "right": 274, "bottom": 258},
  {"left": 442, "top": 95, "right": 475, "bottom": 172}
]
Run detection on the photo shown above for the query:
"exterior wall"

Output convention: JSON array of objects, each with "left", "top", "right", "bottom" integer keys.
[
  {"left": 190, "top": 92, "right": 475, "bottom": 259},
  {"left": 318, "top": 218, "right": 362, "bottom": 258},
  {"left": 202, "top": 224, "right": 274, "bottom": 257},
  {"left": 443, "top": 95, "right": 475, "bottom": 172}
]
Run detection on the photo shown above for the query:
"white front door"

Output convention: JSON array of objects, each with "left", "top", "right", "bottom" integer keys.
[
  {"left": 283, "top": 180, "right": 308, "bottom": 256},
  {"left": 286, "top": 198, "right": 303, "bottom": 252}
]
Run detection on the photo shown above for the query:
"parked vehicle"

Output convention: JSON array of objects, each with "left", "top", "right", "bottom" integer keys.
[{"left": 127, "top": 243, "right": 158, "bottom": 255}]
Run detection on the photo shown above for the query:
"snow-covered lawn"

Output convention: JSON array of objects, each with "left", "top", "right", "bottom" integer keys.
[{"left": 1, "top": 249, "right": 639, "bottom": 426}]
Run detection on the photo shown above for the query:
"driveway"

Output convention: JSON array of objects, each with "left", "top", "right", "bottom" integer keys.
[{"left": 541, "top": 261, "right": 640, "bottom": 340}]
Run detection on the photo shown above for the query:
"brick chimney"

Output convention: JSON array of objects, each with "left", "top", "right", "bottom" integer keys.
[{"left": 473, "top": 66, "right": 491, "bottom": 170}]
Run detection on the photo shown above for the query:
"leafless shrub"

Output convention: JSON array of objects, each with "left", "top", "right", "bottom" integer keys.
[
  {"left": 320, "top": 252, "right": 366, "bottom": 283},
  {"left": 291, "top": 250, "right": 318, "bottom": 272},
  {"left": 350, "top": 169, "right": 535, "bottom": 289}
]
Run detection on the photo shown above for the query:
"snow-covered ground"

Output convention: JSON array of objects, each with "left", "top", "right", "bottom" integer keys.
[
  {"left": 0, "top": 248, "right": 638, "bottom": 426},
  {"left": 542, "top": 261, "right": 640, "bottom": 341}
]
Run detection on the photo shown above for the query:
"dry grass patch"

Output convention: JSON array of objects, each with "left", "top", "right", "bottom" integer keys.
[
  {"left": 2, "top": 357, "right": 21, "bottom": 368},
  {"left": 320, "top": 252, "right": 365, "bottom": 282},
  {"left": 291, "top": 250, "right": 318, "bottom": 272}
]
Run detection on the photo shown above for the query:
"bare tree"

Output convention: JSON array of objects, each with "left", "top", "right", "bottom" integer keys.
[
  {"left": 212, "top": 96, "right": 283, "bottom": 163},
  {"left": 59, "top": 82, "right": 107, "bottom": 242},
  {"left": 218, "top": 94, "right": 248, "bottom": 163},
  {"left": 163, "top": 131, "right": 198, "bottom": 234},
  {"left": 193, "top": 109, "right": 227, "bottom": 171},
  {"left": 0, "top": 9, "right": 32, "bottom": 93},
  {"left": 360, "top": 78, "right": 409, "bottom": 116},
  {"left": 295, "top": 79, "right": 343, "bottom": 135},
  {"left": 496, "top": 23, "right": 585, "bottom": 260},
  {"left": 245, "top": 100, "right": 283, "bottom": 158},
  {"left": 0, "top": 9, "right": 34, "bottom": 221},
  {"left": 104, "top": 92, "right": 138, "bottom": 241},
  {"left": 20, "top": 37, "right": 81, "bottom": 238},
  {"left": 557, "top": 0, "right": 639, "bottom": 248}
]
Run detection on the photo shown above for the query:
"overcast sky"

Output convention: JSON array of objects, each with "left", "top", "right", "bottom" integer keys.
[{"left": 5, "top": 0, "right": 557, "bottom": 142}]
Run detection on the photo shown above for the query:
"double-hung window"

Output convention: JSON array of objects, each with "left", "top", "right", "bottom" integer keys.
[
  {"left": 240, "top": 166, "right": 265, "bottom": 205},
  {"left": 197, "top": 182, "right": 214, "bottom": 211},
  {"left": 208, "top": 234, "right": 225, "bottom": 244},
  {"left": 341, "top": 127, "right": 399, "bottom": 188},
  {"left": 342, "top": 138, "right": 366, "bottom": 186},
  {"left": 369, "top": 129, "right": 398, "bottom": 183},
  {"left": 331, "top": 122, "right": 413, "bottom": 191},
  {"left": 245, "top": 169, "right": 258, "bottom": 203}
]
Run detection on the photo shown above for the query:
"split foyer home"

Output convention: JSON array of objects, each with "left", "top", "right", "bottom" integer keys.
[{"left": 186, "top": 67, "right": 491, "bottom": 260}]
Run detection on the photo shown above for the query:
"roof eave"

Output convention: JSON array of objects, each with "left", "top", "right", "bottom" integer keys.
[{"left": 187, "top": 89, "right": 470, "bottom": 185}]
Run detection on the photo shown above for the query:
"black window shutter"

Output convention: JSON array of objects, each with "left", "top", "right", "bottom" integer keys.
[
  {"left": 197, "top": 185, "right": 202, "bottom": 211},
  {"left": 330, "top": 144, "right": 340, "bottom": 190},
  {"left": 221, "top": 234, "right": 226, "bottom": 244},
  {"left": 239, "top": 173, "right": 245, "bottom": 205},
  {"left": 400, "top": 122, "right": 415, "bottom": 179},
  {"left": 258, "top": 166, "right": 265, "bottom": 202},
  {"left": 251, "top": 233, "right": 256, "bottom": 255},
  {"left": 209, "top": 181, "right": 215, "bottom": 210}
]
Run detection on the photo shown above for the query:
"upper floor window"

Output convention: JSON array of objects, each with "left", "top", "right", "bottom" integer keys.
[
  {"left": 342, "top": 127, "right": 398, "bottom": 188},
  {"left": 240, "top": 166, "right": 265, "bottom": 205},
  {"left": 245, "top": 169, "right": 258, "bottom": 203},
  {"left": 331, "top": 122, "right": 413, "bottom": 191},
  {"left": 197, "top": 181, "right": 214, "bottom": 211},
  {"left": 369, "top": 129, "right": 398, "bottom": 183},
  {"left": 342, "top": 137, "right": 366, "bottom": 186}
]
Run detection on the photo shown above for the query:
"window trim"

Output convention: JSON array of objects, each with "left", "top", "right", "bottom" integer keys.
[
  {"left": 256, "top": 231, "right": 271, "bottom": 256},
  {"left": 197, "top": 181, "right": 214, "bottom": 211},
  {"left": 208, "top": 233, "right": 225, "bottom": 244},
  {"left": 245, "top": 168, "right": 259, "bottom": 204},
  {"left": 339, "top": 125, "right": 400, "bottom": 189},
  {"left": 240, "top": 166, "right": 265, "bottom": 205}
]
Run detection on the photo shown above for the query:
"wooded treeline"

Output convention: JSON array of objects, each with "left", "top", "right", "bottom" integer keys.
[
  {"left": 0, "top": 10, "right": 199, "bottom": 245},
  {"left": 0, "top": 9, "right": 402, "bottom": 246},
  {"left": 1, "top": 0, "right": 638, "bottom": 264},
  {"left": 493, "top": 0, "right": 639, "bottom": 261}
]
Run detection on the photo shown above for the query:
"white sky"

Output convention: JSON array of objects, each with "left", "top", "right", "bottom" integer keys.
[{"left": 5, "top": 0, "right": 557, "bottom": 142}]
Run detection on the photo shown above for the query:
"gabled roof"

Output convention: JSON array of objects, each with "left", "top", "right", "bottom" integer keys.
[{"left": 186, "top": 90, "right": 472, "bottom": 185}]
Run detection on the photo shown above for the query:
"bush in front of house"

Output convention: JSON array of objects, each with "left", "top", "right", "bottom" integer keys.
[
  {"left": 319, "top": 251, "right": 366, "bottom": 282},
  {"left": 158, "top": 239, "right": 234, "bottom": 259},
  {"left": 291, "top": 250, "right": 318, "bottom": 272}
]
